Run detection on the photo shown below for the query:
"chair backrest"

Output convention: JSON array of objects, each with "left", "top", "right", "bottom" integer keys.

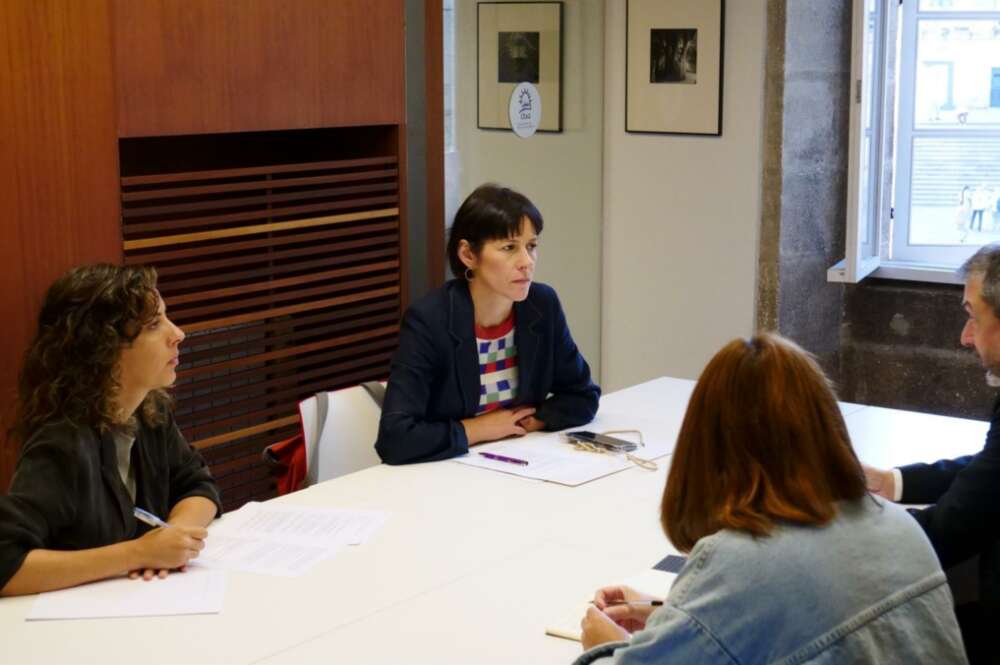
[{"left": 305, "top": 383, "right": 384, "bottom": 484}]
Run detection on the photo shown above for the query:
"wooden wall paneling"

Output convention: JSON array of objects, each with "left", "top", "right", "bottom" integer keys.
[
  {"left": 114, "top": 0, "right": 406, "bottom": 137},
  {"left": 425, "top": 0, "right": 445, "bottom": 288},
  {"left": 0, "top": 1, "right": 121, "bottom": 490},
  {"left": 121, "top": 152, "right": 402, "bottom": 508},
  {"left": 397, "top": 128, "right": 411, "bottom": 311}
]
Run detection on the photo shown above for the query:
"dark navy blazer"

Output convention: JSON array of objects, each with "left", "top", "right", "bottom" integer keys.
[
  {"left": 375, "top": 279, "right": 600, "bottom": 464},
  {"left": 901, "top": 395, "right": 1000, "bottom": 612}
]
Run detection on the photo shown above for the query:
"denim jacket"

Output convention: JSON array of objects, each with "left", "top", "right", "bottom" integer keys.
[{"left": 576, "top": 498, "right": 967, "bottom": 665}]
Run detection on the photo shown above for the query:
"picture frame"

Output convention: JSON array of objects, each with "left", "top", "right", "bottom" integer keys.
[
  {"left": 477, "top": 1, "right": 563, "bottom": 133},
  {"left": 626, "top": 0, "right": 724, "bottom": 136}
]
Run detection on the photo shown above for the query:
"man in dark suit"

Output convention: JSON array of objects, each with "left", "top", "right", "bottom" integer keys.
[{"left": 865, "top": 243, "right": 1000, "bottom": 664}]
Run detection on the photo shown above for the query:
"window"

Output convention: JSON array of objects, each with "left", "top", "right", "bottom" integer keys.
[{"left": 832, "top": 0, "right": 1000, "bottom": 284}]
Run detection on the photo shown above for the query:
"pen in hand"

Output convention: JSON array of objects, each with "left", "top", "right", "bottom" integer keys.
[
  {"left": 592, "top": 599, "right": 664, "bottom": 607},
  {"left": 133, "top": 507, "right": 170, "bottom": 529}
]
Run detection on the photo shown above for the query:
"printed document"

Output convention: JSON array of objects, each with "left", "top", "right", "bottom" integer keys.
[{"left": 197, "top": 502, "right": 389, "bottom": 576}]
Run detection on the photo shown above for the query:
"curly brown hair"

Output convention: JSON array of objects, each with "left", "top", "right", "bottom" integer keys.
[{"left": 11, "top": 264, "right": 171, "bottom": 443}]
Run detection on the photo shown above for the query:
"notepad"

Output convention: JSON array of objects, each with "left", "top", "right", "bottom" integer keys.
[
  {"left": 27, "top": 566, "right": 225, "bottom": 621},
  {"left": 544, "top": 555, "right": 686, "bottom": 642}
]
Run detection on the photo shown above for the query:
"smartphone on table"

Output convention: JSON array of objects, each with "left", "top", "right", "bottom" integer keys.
[{"left": 564, "top": 430, "right": 638, "bottom": 452}]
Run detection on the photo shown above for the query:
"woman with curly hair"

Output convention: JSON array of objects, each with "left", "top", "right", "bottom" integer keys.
[{"left": 0, "top": 264, "right": 221, "bottom": 596}]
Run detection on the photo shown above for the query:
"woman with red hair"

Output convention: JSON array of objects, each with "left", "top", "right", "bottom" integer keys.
[{"left": 577, "top": 333, "right": 966, "bottom": 664}]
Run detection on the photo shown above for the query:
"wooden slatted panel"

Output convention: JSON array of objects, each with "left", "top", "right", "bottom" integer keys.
[{"left": 122, "top": 156, "right": 401, "bottom": 511}]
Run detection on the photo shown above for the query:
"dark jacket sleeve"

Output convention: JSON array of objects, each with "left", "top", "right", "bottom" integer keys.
[
  {"left": 900, "top": 455, "right": 974, "bottom": 505},
  {"left": 903, "top": 408, "right": 1000, "bottom": 568},
  {"left": 533, "top": 288, "right": 600, "bottom": 431},
  {"left": 0, "top": 432, "right": 80, "bottom": 590},
  {"left": 164, "top": 414, "right": 222, "bottom": 517},
  {"left": 375, "top": 306, "right": 470, "bottom": 465}
]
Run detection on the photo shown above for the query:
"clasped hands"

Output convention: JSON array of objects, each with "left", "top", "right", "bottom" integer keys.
[
  {"left": 581, "top": 585, "right": 661, "bottom": 650},
  {"left": 462, "top": 405, "right": 545, "bottom": 445}
]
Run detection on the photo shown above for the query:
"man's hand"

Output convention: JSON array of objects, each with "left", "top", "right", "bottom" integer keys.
[{"left": 863, "top": 464, "right": 897, "bottom": 501}]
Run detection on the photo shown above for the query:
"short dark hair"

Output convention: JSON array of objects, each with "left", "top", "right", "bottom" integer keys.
[
  {"left": 12, "top": 264, "right": 169, "bottom": 443},
  {"left": 960, "top": 243, "right": 1000, "bottom": 319},
  {"left": 661, "top": 333, "right": 866, "bottom": 552},
  {"left": 446, "top": 184, "right": 544, "bottom": 277}
]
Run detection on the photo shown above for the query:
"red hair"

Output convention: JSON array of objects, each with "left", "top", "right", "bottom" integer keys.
[{"left": 662, "top": 333, "right": 866, "bottom": 552}]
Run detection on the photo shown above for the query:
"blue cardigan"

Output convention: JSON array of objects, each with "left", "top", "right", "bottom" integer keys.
[{"left": 375, "top": 280, "right": 600, "bottom": 464}]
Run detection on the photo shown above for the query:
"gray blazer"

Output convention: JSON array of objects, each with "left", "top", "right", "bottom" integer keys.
[{"left": 577, "top": 497, "right": 967, "bottom": 664}]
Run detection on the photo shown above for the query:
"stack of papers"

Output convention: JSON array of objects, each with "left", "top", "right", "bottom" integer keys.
[
  {"left": 198, "top": 502, "right": 389, "bottom": 577},
  {"left": 25, "top": 503, "right": 389, "bottom": 621}
]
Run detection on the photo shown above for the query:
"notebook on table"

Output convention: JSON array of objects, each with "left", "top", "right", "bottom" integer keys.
[{"left": 544, "top": 554, "right": 686, "bottom": 642}]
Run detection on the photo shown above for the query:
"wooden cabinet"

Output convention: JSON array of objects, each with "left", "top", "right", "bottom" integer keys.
[
  {"left": 114, "top": 0, "right": 405, "bottom": 137},
  {"left": 0, "top": 0, "right": 122, "bottom": 486},
  {"left": 0, "top": 0, "right": 439, "bottom": 504}
]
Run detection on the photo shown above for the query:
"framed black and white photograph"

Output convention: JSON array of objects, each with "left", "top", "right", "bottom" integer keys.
[
  {"left": 478, "top": 2, "right": 563, "bottom": 132},
  {"left": 627, "top": 0, "right": 724, "bottom": 135}
]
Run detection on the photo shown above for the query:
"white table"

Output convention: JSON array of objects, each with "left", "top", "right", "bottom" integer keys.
[{"left": 0, "top": 377, "right": 989, "bottom": 664}]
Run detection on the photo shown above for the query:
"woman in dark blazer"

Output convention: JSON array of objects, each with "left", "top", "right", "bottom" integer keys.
[
  {"left": 0, "top": 265, "right": 221, "bottom": 596},
  {"left": 376, "top": 184, "right": 600, "bottom": 464}
]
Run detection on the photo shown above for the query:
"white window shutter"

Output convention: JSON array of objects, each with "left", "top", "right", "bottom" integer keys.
[{"left": 829, "top": 0, "right": 896, "bottom": 283}]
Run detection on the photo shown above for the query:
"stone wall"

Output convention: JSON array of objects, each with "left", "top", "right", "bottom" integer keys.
[
  {"left": 761, "top": 0, "right": 993, "bottom": 420},
  {"left": 758, "top": 0, "right": 851, "bottom": 380},
  {"left": 840, "top": 280, "right": 993, "bottom": 419}
]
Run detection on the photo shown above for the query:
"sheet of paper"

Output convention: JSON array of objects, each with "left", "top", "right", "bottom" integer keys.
[
  {"left": 196, "top": 502, "right": 390, "bottom": 576},
  {"left": 544, "top": 567, "right": 680, "bottom": 642},
  {"left": 27, "top": 566, "right": 225, "bottom": 621},
  {"left": 453, "top": 379, "right": 694, "bottom": 485},
  {"left": 453, "top": 434, "right": 633, "bottom": 486},
  {"left": 197, "top": 533, "right": 334, "bottom": 577},
  {"left": 216, "top": 502, "right": 390, "bottom": 548}
]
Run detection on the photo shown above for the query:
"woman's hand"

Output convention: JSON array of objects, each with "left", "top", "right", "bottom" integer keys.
[
  {"left": 592, "top": 585, "right": 659, "bottom": 632},
  {"left": 129, "top": 525, "right": 207, "bottom": 580},
  {"left": 462, "top": 406, "right": 536, "bottom": 445},
  {"left": 517, "top": 415, "right": 546, "bottom": 433},
  {"left": 581, "top": 606, "right": 631, "bottom": 650}
]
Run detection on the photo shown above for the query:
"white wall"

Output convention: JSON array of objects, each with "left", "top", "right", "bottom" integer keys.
[
  {"left": 454, "top": 0, "right": 605, "bottom": 379},
  {"left": 601, "top": 0, "right": 767, "bottom": 391}
]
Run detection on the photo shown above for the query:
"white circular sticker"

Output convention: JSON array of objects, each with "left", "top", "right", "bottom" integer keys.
[{"left": 509, "top": 82, "right": 542, "bottom": 138}]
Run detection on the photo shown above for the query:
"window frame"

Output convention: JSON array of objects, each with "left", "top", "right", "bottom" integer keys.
[
  {"left": 832, "top": 0, "right": 1000, "bottom": 286},
  {"left": 829, "top": 0, "right": 895, "bottom": 284}
]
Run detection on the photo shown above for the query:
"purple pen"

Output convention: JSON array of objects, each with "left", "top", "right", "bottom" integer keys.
[{"left": 478, "top": 451, "right": 529, "bottom": 466}]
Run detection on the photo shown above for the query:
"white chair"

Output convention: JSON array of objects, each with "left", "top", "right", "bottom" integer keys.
[{"left": 300, "top": 382, "right": 385, "bottom": 484}]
